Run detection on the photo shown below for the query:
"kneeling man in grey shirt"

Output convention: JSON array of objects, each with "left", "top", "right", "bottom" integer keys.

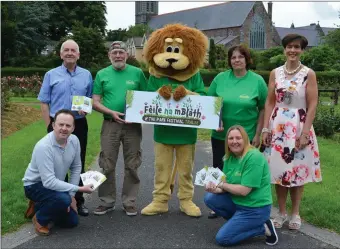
[{"left": 22, "top": 109, "right": 93, "bottom": 236}]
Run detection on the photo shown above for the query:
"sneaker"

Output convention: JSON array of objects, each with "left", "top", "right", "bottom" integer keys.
[
  {"left": 123, "top": 206, "right": 138, "bottom": 216},
  {"left": 93, "top": 205, "right": 115, "bottom": 215},
  {"left": 208, "top": 210, "right": 218, "bottom": 219},
  {"left": 77, "top": 204, "right": 89, "bottom": 217},
  {"left": 265, "top": 219, "right": 279, "bottom": 246}
]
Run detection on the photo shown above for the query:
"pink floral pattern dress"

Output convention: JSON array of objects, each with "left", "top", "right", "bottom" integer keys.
[{"left": 262, "top": 65, "right": 322, "bottom": 187}]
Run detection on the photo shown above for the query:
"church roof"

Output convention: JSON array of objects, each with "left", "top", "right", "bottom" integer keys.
[
  {"left": 276, "top": 24, "right": 337, "bottom": 47},
  {"left": 276, "top": 27, "right": 320, "bottom": 47},
  {"left": 148, "top": 1, "right": 255, "bottom": 31}
]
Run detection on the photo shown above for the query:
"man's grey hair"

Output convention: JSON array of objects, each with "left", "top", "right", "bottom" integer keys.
[{"left": 60, "top": 39, "right": 80, "bottom": 53}]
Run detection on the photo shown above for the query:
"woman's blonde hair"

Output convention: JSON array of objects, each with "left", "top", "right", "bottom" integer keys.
[{"left": 225, "top": 125, "right": 254, "bottom": 159}]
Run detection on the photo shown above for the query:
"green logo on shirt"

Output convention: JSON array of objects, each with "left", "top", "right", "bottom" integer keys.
[
  {"left": 235, "top": 171, "right": 242, "bottom": 176},
  {"left": 126, "top": 80, "right": 135, "bottom": 85},
  {"left": 239, "top": 94, "right": 249, "bottom": 99}
]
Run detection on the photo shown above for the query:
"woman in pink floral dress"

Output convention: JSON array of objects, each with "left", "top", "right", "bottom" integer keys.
[{"left": 261, "top": 34, "right": 321, "bottom": 230}]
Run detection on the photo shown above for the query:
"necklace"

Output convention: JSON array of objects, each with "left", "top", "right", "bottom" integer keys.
[{"left": 283, "top": 61, "right": 301, "bottom": 75}]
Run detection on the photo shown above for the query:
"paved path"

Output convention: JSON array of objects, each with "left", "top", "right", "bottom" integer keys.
[{"left": 3, "top": 124, "right": 340, "bottom": 248}]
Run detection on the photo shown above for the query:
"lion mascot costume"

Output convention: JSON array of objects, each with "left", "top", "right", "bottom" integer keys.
[{"left": 141, "top": 23, "right": 208, "bottom": 217}]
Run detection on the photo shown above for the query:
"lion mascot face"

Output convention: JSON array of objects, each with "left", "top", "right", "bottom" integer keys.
[{"left": 144, "top": 23, "right": 208, "bottom": 82}]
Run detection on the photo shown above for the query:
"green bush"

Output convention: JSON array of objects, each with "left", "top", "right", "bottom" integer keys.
[
  {"left": 1, "top": 75, "right": 43, "bottom": 98},
  {"left": 1, "top": 67, "right": 340, "bottom": 89},
  {"left": 313, "top": 105, "right": 340, "bottom": 138},
  {"left": 126, "top": 56, "right": 141, "bottom": 68},
  {"left": 1, "top": 77, "right": 11, "bottom": 113}
]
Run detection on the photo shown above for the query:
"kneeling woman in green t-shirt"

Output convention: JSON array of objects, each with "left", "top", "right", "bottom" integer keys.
[{"left": 204, "top": 125, "right": 278, "bottom": 246}]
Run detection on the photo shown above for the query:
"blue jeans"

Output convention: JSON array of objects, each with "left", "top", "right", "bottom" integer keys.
[
  {"left": 204, "top": 192, "right": 271, "bottom": 246},
  {"left": 24, "top": 182, "right": 78, "bottom": 228}
]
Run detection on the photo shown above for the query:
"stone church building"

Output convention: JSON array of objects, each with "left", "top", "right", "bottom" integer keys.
[
  {"left": 130, "top": 1, "right": 336, "bottom": 61},
  {"left": 135, "top": 1, "right": 281, "bottom": 50}
]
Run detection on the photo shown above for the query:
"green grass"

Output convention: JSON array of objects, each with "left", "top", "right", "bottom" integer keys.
[
  {"left": 1, "top": 111, "right": 103, "bottom": 235},
  {"left": 271, "top": 137, "right": 340, "bottom": 234},
  {"left": 10, "top": 97, "right": 39, "bottom": 103},
  {"left": 198, "top": 128, "right": 211, "bottom": 141},
  {"left": 197, "top": 129, "right": 340, "bottom": 234}
]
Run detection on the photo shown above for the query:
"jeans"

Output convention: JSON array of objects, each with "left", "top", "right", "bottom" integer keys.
[
  {"left": 48, "top": 117, "right": 88, "bottom": 206},
  {"left": 204, "top": 192, "right": 270, "bottom": 246},
  {"left": 24, "top": 182, "right": 78, "bottom": 228}
]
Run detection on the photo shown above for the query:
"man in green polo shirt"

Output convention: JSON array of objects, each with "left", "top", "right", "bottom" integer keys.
[{"left": 92, "top": 41, "right": 147, "bottom": 216}]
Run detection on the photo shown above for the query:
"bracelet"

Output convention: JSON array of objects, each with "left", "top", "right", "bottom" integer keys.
[{"left": 261, "top": 128, "right": 270, "bottom": 133}]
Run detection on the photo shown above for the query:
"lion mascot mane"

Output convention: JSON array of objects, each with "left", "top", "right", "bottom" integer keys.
[{"left": 141, "top": 23, "right": 208, "bottom": 217}]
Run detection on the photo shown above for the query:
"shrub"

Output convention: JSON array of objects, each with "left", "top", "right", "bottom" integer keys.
[
  {"left": 1, "top": 67, "right": 340, "bottom": 89},
  {"left": 1, "top": 77, "right": 11, "bottom": 113},
  {"left": 2, "top": 75, "right": 43, "bottom": 98},
  {"left": 126, "top": 56, "right": 140, "bottom": 68},
  {"left": 313, "top": 105, "right": 340, "bottom": 138}
]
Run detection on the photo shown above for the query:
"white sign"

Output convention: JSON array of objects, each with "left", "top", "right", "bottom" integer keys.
[{"left": 125, "top": 90, "right": 223, "bottom": 129}]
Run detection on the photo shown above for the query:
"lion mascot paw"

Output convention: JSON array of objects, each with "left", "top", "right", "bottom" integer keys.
[
  {"left": 141, "top": 23, "right": 208, "bottom": 217},
  {"left": 158, "top": 85, "right": 173, "bottom": 100}
]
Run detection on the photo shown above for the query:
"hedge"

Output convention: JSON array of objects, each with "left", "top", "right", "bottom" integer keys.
[{"left": 1, "top": 67, "right": 340, "bottom": 89}]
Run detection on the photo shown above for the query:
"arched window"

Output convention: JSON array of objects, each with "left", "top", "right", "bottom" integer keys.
[{"left": 249, "top": 14, "right": 265, "bottom": 49}]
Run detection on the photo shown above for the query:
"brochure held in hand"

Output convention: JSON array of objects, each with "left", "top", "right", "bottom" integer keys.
[
  {"left": 71, "top": 96, "right": 93, "bottom": 114},
  {"left": 80, "top": 171, "right": 107, "bottom": 191},
  {"left": 194, "top": 165, "right": 226, "bottom": 187}
]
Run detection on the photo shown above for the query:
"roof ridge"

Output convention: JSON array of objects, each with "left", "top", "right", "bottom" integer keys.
[{"left": 153, "top": 2, "right": 231, "bottom": 18}]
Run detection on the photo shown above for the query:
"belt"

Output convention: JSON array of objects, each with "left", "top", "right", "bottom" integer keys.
[{"left": 104, "top": 117, "right": 116, "bottom": 122}]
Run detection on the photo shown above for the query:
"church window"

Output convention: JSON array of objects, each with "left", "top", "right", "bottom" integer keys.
[{"left": 249, "top": 14, "right": 265, "bottom": 49}]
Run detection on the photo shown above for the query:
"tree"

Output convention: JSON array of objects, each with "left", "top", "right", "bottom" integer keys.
[
  {"left": 106, "top": 28, "right": 128, "bottom": 41},
  {"left": 126, "top": 24, "right": 153, "bottom": 37},
  {"left": 209, "top": 39, "right": 216, "bottom": 69},
  {"left": 301, "top": 45, "right": 339, "bottom": 71},
  {"left": 46, "top": 2, "right": 107, "bottom": 41},
  {"left": 59, "top": 22, "right": 107, "bottom": 69},
  {"left": 1, "top": 2, "right": 52, "bottom": 66},
  {"left": 323, "top": 28, "right": 340, "bottom": 52},
  {"left": 256, "top": 46, "right": 284, "bottom": 70}
]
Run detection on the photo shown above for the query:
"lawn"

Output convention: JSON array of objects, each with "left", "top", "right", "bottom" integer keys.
[
  {"left": 197, "top": 129, "right": 340, "bottom": 234},
  {"left": 1, "top": 109, "right": 103, "bottom": 235},
  {"left": 10, "top": 97, "right": 39, "bottom": 103}
]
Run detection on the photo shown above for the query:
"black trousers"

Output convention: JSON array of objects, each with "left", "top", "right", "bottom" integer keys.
[
  {"left": 47, "top": 117, "right": 88, "bottom": 206},
  {"left": 211, "top": 137, "right": 225, "bottom": 171}
]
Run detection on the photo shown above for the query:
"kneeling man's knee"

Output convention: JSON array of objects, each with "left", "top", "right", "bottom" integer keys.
[{"left": 55, "top": 192, "right": 72, "bottom": 209}]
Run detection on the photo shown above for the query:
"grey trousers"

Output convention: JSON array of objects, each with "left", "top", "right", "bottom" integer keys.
[{"left": 98, "top": 120, "right": 142, "bottom": 208}]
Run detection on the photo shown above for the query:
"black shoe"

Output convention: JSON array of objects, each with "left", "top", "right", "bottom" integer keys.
[
  {"left": 265, "top": 219, "right": 279, "bottom": 245},
  {"left": 77, "top": 204, "right": 89, "bottom": 217},
  {"left": 208, "top": 210, "right": 218, "bottom": 219}
]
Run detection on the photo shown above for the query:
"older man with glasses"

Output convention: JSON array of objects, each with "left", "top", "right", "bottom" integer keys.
[{"left": 92, "top": 41, "right": 147, "bottom": 216}]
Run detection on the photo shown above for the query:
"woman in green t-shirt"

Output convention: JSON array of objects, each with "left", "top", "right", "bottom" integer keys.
[
  {"left": 207, "top": 44, "right": 268, "bottom": 218},
  {"left": 204, "top": 125, "right": 278, "bottom": 247}
]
